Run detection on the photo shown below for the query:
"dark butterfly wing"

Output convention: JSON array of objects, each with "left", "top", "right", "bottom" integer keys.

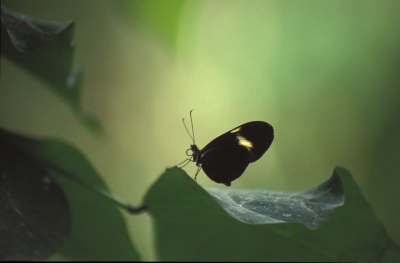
[
  {"left": 201, "top": 144, "right": 251, "bottom": 186},
  {"left": 200, "top": 121, "right": 274, "bottom": 163},
  {"left": 239, "top": 121, "right": 274, "bottom": 162}
]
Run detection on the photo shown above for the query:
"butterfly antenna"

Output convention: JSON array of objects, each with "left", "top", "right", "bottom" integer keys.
[
  {"left": 189, "top": 110, "right": 196, "bottom": 144},
  {"left": 182, "top": 116, "right": 194, "bottom": 143}
]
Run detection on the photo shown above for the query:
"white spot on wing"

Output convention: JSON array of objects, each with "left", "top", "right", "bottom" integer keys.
[{"left": 230, "top": 127, "right": 241, "bottom": 133}]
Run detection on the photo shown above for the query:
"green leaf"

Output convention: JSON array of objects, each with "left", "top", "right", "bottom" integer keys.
[
  {"left": 205, "top": 171, "right": 344, "bottom": 230},
  {"left": 145, "top": 167, "right": 400, "bottom": 261},
  {"left": 0, "top": 138, "right": 71, "bottom": 260},
  {"left": 0, "top": 128, "right": 140, "bottom": 260},
  {"left": 0, "top": 5, "right": 101, "bottom": 133},
  {"left": 114, "top": 0, "right": 186, "bottom": 49}
]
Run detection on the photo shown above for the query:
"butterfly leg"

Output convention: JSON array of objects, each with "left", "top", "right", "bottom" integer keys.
[
  {"left": 193, "top": 165, "right": 202, "bottom": 182},
  {"left": 177, "top": 157, "right": 193, "bottom": 168}
]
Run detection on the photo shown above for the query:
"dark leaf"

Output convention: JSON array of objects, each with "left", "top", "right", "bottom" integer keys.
[
  {"left": 0, "top": 128, "right": 140, "bottom": 260},
  {"left": 0, "top": 5, "right": 101, "bottom": 133},
  {"left": 0, "top": 139, "right": 71, "bottom": 260},
  {"left": 1, "top": 5, "right": 72, "bottom": 53}
]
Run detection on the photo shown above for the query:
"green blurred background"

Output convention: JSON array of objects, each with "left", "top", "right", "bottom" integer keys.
[{"left": 1, "top": 0, "right": 399, "bottom": 260}]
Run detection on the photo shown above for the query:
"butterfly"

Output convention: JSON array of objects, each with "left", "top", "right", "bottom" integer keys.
[{"left": 179, "top": 111, "right": 274, "bottom": 186}]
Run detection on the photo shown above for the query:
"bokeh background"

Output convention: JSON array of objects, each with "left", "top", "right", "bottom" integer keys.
[{"left": 1, "top": 0, "right": 399, "bottom": 260}]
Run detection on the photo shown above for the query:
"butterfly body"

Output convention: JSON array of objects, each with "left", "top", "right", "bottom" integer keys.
[{"left": 187, "top": 121, "right": 274, "bottom": 186}]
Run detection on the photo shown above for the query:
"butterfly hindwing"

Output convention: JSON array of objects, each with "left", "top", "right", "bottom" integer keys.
[{"left": 201, "top": 144, "right": 250, "bottom": 186}]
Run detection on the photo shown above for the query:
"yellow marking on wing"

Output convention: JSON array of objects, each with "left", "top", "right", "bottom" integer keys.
[{"left": 237, "top": 135, "right": 253, "bottom": 150}]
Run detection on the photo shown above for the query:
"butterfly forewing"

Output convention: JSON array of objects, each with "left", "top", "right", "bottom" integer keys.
[
  {"left": 236, "top": 121, "right": 274, "bottom": 162},
  {"left": 200, "top": 121, "right": 273, "bottom": 162}
]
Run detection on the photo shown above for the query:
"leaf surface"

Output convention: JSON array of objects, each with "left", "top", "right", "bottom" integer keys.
[
  {"left": 145, "top": 167, "right": 400, "bottom": 262},
  {"left": 205, "top": 171, "right": 343, "bottom": 230}
]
